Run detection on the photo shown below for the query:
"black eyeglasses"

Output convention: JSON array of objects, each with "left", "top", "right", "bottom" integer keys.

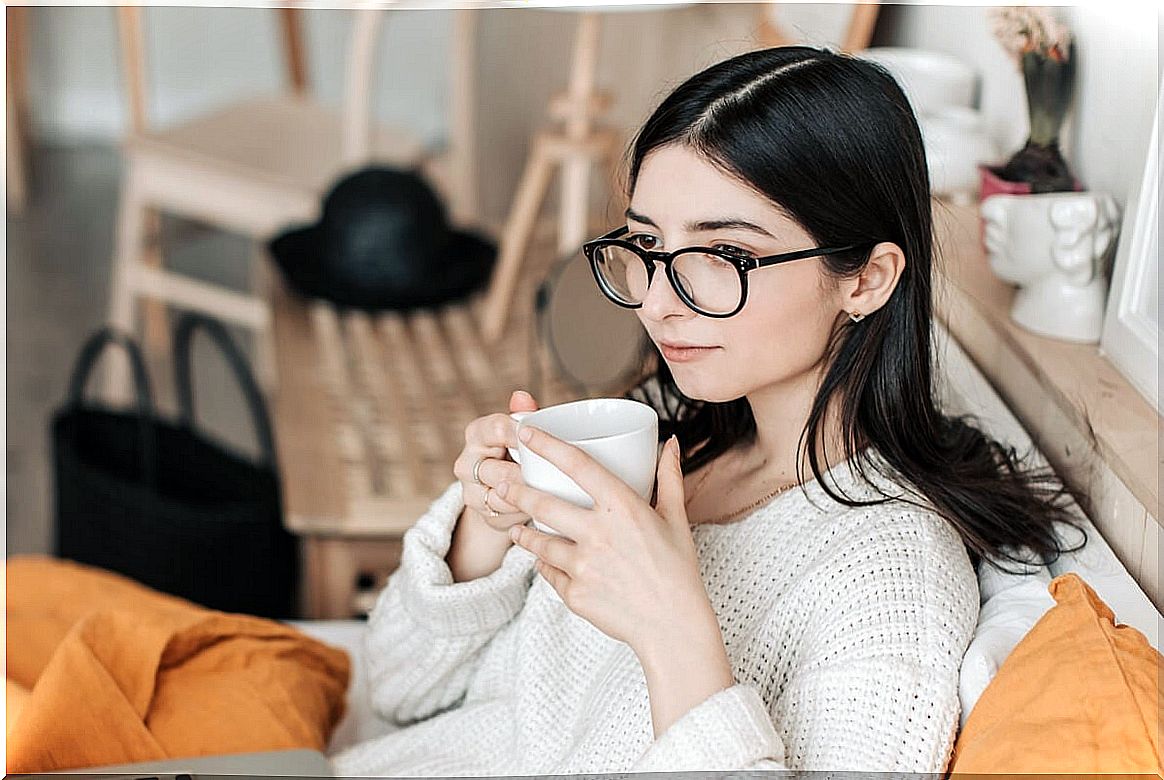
[{"left": 582, "top": 226, "right": 862, "bottom": 318}]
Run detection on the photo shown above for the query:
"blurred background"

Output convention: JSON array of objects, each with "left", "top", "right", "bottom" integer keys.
[{"left": 6, "top": 1, "right": 1160, "bottom": 620}]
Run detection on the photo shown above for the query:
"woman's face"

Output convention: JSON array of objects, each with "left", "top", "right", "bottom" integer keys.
[{"left": 628, "top": 143, "right": 845, "bottom": 403}]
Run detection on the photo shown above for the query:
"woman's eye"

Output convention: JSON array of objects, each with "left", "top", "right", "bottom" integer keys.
[{"left": 628, "top": 234, "right": 659, "bottom": 250}]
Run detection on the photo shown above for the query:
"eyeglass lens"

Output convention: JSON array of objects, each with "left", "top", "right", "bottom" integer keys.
[{"left": 592, "top": 245, "right": 742, "bottom": 315}]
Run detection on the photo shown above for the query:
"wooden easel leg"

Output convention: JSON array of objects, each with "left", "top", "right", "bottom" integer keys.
[
  {"left": 480, "top": 137, "right": 557, "bottom": 344},
  {"left": 841, "top": 3, "right": 881, "bottom": 53},
  {"left": 603, "top": 138, "right": 629, "bottom": 227},
  {"left": 558, "top": 147, "right": 592, "bottom": 257},
  {"left": 755, "top": 13, "right": 791, "bottom": 49}
]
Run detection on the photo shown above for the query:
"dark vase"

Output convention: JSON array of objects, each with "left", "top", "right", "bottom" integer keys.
[{"left": 998, "top": 41, "right": 1079, "bottom": 193}]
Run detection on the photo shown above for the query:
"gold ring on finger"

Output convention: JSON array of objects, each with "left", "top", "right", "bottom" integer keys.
[
  {"left": 484, "top": 486, "right": 500, "bottom": 517},
  {"left": 472, "top": 456, "right": 487, "bottom": 485}
]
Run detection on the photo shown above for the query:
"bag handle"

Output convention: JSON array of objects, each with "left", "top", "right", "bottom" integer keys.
[
  {"left": 172, "top": 313, "right": 278, "bottom": 467},
  {"left": 66, "top": 327, "right": 158, "bottom": 487}
]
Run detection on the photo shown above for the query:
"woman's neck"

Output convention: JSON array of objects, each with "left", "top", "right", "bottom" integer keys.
[
  {"left": 742, "top": 366, "right": 850, "bottom": 484},
  {"left": 681, "top": 366, "right": 859, "bottom": 526}
]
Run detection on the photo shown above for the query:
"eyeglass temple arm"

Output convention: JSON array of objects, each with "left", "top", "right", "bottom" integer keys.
[{"left": 751, "top": 244, "right": 861, "bottom": 269}]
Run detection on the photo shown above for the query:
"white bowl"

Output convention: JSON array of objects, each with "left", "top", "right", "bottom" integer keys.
[
  {"left": 857, "top": 46, "right": 978, "bottom": 116},
  {"left": 921, "top": 111, "right": 997, "bottom": 196}
]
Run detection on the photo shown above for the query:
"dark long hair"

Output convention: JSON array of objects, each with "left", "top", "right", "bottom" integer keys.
[{"left": 619, "top": 46, "right": 1085, "bottom": 574}]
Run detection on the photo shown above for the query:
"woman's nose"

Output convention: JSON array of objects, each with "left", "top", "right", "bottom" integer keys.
[{"left": 638, "top": 262, "right": 692, "bottom": 323}]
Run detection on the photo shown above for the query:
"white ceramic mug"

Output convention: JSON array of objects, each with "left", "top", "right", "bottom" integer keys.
[{"left": 506, "top": 397, "right": 659, "bottom": 536}]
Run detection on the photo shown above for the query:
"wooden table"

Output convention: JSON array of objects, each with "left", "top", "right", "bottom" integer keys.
[{"left": 270, "top": 253, "right": 582, "bottom": 618}]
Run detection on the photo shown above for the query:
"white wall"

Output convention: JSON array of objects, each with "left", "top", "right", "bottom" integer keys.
[
  {"left": 881, "top": 1, "right": 1159, "bottom": 215},
  {"left": 26, "top": 6, "right": 454, "bottom": 148}
]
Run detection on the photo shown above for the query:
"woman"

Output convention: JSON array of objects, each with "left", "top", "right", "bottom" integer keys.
[{"left": 332, "top": 45, "right": 1084, "bottom": 775}]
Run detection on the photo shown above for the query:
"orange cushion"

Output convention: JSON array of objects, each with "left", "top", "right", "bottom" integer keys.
[
  {"left": 948, "top": 572, "right": 1162, "bottom": 775},
  {"left": 6, "top": 555, "right": 350, "bottom": 773},
  {"left": 6, "top": 678, "right": 31, "bottom": 738}
]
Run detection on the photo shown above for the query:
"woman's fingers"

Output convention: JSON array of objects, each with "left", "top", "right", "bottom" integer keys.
[
  {"left": 509, "top": 389, "right": 539, "bottom": 414},
  {"left": 466, "top": 412, "right": 523, "bottom": 451},
  {"left": 474, "top": 459, "right": 526, "bottom": 514},
  {"left": 516, "top": 426, "right": 636, "bottom": 509},
  {"left": 495, "top": 480, "right": 587, "bottom": 540},
  {"left": 477, "top": 458, "right": 522, "bottom": 489},
  {"left": 510, "top": 524, "right": 577, "bottom": 575},
  {"left": 453, "top": 445, "right": 506, "bottom": 485},
  {"left": 468, "top": 481, "right": 523, "bottom": 516},
  {"left": 454, "top": 397, "right": 541, "bottom": 525}
]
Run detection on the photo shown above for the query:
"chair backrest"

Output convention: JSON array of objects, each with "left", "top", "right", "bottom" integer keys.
[
  {"left": 116, "top": 6, "right": 311, "bottom": 137},
  {"left": 115, "top": 5, "right": 478, "bottom": 221}
]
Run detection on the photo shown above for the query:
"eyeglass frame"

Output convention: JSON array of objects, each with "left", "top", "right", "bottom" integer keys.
[{"left": 581, "top": 225, "right": 863, "bottom": 318}]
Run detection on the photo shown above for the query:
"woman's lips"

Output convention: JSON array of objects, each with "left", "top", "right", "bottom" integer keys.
[{"left": 658, "top": 341, "right": 719, "bottom": 362}]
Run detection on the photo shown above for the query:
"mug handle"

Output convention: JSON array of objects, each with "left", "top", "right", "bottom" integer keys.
[{"left": 507, "top": 411, "right": 533, "bottom": 463}]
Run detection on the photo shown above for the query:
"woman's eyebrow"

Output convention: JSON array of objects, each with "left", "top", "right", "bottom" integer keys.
[{"left": 624, "top": 207, "right": 776, "bottom": 239}]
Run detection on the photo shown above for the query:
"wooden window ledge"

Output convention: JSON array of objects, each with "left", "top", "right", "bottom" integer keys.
[{"left": 932, "top": 200, "right": 1160, "bottom": 607}]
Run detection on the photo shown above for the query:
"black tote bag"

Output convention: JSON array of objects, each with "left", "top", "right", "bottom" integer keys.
[{"left": 52, "top": 314, "right": 300, "bottom": 619}]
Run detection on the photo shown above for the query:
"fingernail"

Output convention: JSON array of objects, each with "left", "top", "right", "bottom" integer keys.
[
  {"left": 519, "top": 426, "right": 533, "bottom": 443},
  {"left": 496, "top": 481, "right": 509, "bottom": 498},
  {"left": 509, "top": 526, "right": 521, "bottom": 542}
]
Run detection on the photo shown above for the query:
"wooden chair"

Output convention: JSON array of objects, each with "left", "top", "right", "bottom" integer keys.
[{"left": 105, "top": 5, "right": 479, "bottom": 399}]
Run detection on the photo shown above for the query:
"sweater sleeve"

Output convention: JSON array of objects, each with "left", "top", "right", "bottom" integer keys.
[
  {"left": 363, "top": 481, "right": 538, "bottom": 728},
  {"left": 632, "top": 509, "right": 978, "bottom": 773},
  {"left": 630, "top": 683, "right": 790, "bottom": 771}
]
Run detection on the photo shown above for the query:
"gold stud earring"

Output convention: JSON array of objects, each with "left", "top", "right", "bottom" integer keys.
[{"left": 848, "top": 310, "right": 866, "bottom": 323}]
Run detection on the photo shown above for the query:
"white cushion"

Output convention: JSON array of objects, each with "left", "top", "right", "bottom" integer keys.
[
  {"left": 957, "top": 566, "right": 1053, "bottom": 728},
  {"left": 285, "top": 619, "right": 397, "bottom": 755}
]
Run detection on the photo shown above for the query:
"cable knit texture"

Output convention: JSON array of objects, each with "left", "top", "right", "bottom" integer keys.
[{"left": 331, "top": 447, "right": 979, "bottom": 776}]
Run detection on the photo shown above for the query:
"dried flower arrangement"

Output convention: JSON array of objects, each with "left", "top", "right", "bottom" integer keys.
[{"left": 986, "top": 6, "right": 1080, "bottom": 192}]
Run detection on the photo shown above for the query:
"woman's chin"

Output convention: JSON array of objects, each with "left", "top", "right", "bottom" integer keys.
[{"left": 669, "top": 371, "right": 745, "bottom": 405}]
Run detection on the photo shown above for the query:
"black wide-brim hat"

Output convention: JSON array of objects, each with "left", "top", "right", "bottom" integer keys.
[{"left": 268, "top": 166, "right": 498, "bottom": 312}]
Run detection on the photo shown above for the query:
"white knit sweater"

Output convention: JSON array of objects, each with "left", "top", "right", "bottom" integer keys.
[{"left": 332, "top": 448, "right": 979, "bottom": 776}]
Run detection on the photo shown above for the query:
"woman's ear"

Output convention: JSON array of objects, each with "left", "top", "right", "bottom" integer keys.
[{"left": 838, "top": 241, "right": 906, "bottom": 318}]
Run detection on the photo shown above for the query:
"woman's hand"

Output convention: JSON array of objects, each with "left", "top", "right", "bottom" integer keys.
[
  {"left": 451, "top": 390, "right": 539, "bottom": 535},
  {"left": 496, "top": 431, "right": 719, "bottom": 657}
]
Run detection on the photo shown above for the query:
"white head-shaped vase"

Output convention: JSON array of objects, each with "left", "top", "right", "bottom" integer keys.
[{"left": 980, "top": 191, "right": 1121, "bottom": 343}]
